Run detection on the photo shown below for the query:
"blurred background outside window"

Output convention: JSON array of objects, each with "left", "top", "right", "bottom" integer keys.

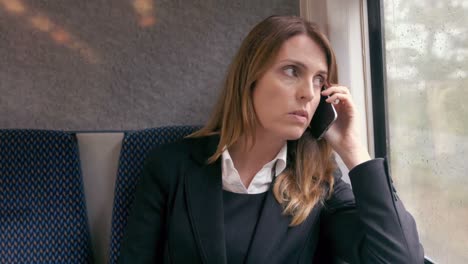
[{"left": 383, "top": 0, "right": 468, "bottom": 262}]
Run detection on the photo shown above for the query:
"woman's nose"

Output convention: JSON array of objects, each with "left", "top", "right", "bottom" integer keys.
[{"left": 298, "top": 81, "right": 315, "bottom": 101}]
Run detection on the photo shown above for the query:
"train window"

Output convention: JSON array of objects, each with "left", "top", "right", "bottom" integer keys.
[{"left": 372, "top": 0, "right": 468, "bottom": 262}]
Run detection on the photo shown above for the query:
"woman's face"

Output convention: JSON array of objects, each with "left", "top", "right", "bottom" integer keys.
[{"left": 252, "top": 34, "right": 328, "bottom": 141}]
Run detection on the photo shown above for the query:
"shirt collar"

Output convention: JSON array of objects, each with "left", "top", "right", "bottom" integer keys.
[
  {"left": 271, "top": 143, "right": 288, "bottom": 176},
  {"left": 221, "top": 143, "right": 288, "bottom": 193},
  {"left": 222, "top": 143, "right": 287, "bottom": 176}
]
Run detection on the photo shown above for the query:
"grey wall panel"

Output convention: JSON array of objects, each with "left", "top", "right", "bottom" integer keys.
[
  {"left": 0, "top": 0, "right": 298, "bottom": 130},
  {"left": 77, "top": 132, "right": 124, "bottom": 264}
]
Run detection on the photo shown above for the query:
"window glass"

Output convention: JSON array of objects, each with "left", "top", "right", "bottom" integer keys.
[{"left": 383, "top": 0, "right": 468, "bottom": 262}]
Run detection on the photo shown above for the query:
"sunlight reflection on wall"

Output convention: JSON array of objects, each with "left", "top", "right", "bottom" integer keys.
[
  {"left": 132, "top": 0, "right": 156, "bottom": 28},
  {"left": 0, "top": 0, "right": 100, "bottom": 64}
]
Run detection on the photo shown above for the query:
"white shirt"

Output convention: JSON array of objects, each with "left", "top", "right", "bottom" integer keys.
[{"left": 221, "top": 144, "right": 288, "bottom": 194}]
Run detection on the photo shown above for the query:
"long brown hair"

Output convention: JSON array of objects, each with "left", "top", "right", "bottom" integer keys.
[{"left": 190, "top": 15, "right": 338, "bottom": 226}]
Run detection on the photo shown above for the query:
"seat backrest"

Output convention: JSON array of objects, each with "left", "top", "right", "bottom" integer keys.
[
  {"left": 108, "top": 126, "right": 199, "bottom": 264},
  {"left": 0, "top": 129, "right": 93, "bottom": 263}
]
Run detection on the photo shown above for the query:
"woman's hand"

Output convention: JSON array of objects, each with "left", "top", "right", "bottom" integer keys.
[{"left": 321, "top": 84, "right": 371, "bottom": 170}]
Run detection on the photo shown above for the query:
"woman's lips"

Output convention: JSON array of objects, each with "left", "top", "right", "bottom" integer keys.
[{"left": 288, "top": 110, "right": 308, "bottom": 123}]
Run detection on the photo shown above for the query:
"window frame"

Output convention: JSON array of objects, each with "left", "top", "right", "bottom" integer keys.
[
  {"left": 300, "top": 0, "right": 375, "bottom": 179},
  {"left": 300, "top": 0, "right": 375, "bottom": 157},
  {"left": 365, "top": 0, "right": 389, "bottom": 159}
]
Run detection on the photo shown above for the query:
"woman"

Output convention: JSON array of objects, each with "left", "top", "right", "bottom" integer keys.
[{"left": 119, "top": 15, "right": 424, "bottom": 263}]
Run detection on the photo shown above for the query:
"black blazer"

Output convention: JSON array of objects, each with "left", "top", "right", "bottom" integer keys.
[{"left": 119, "top": 135, "right": 424, "bottom": 263}]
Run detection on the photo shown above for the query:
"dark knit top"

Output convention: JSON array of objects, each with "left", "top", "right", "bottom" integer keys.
[{"left": 223, "top": 190, "right": 268, "bottom": 264}]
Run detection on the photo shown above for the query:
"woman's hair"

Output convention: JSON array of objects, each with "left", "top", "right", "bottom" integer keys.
[{"left": 190, "top": 15, "right": 338, "bottom": 226}]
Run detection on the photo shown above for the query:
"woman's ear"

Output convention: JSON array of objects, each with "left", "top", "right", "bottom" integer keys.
[{"left": 250, "top": 81, "right": 257, "bottom": 90}]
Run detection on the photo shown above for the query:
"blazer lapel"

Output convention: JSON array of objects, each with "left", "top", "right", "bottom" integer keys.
[
  {"left": 245, "top": 188, "right": 291, "bottom": 264},
  {"left": 185, "top": 136, "right": 227, "bottom": 264}
]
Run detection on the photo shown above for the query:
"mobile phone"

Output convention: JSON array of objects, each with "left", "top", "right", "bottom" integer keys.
[{"left": 308, "top": 90, "right": 338, "bottom": 140}]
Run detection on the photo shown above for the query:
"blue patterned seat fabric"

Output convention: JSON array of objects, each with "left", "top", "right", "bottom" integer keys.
[
  {"left": 0, "top": 129, "right": 93, "bottom": 263},
  {"left": 109, "top": 125, "right": 200, "bottom": 264}
]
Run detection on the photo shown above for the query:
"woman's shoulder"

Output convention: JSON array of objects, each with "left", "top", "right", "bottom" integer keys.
[
  {"left": 141, "top": 135, "right": 218, "bottom": 189},
  {"left": 145, "top": 137, "right": 194, "bottom": 162},
  {"left": 145, "top": 135, "right": 218, "bottom": 165}
]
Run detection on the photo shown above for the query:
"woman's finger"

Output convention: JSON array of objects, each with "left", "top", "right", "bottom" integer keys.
[
  {"left": 321, "top": 85, "right": 350, "bottom": 97},
  {"left": 325, "top": 92, "right": 352, "bottom": 105}
]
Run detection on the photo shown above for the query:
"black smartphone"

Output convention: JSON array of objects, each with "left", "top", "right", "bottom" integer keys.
[{"left": 308, "top": 89, "right": 338, "bottom": 140}]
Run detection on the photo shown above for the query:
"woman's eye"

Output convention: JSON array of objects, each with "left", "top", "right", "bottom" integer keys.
[
  {"left": 313, "top": 76, "right": 325, "bottom": 87},
  {"left": 283, "top": 66, "right": 298, "bottom": 77}
]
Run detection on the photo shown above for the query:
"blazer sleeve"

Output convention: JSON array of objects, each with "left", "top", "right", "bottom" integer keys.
[
  {"left": 320, "top": 158, "right": 425, "bottom": 264},
  {"left": 118, "top": 149, "right": 169, "bottom": 263}
]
